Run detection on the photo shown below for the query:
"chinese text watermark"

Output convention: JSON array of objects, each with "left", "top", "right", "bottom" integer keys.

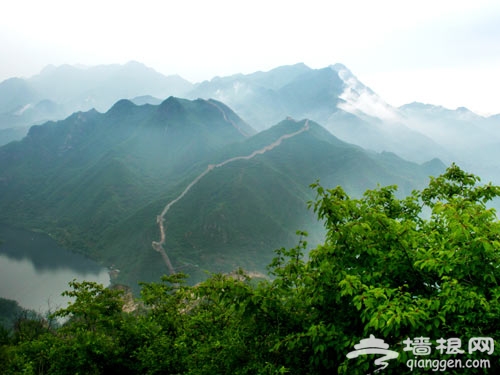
[{"left": 346, "top": 335, "right": 494, "bottom": 373}]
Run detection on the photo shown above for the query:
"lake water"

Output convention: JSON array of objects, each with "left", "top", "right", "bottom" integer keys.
[{"left": 0, "top": 224, "right": 110, "bottom": 314}]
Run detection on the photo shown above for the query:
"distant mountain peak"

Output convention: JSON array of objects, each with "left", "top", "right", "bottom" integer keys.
[
  {"left": 249, "top": 62, "right": 310, "bottom": 76},
  {"left": 332, "top": 65, "right": 402, "bottom": 123},
  {"left": 124, "top": 60, "right": 146, "bottom": 67},
  {"left": 107, "top": 99, "right": 137, "bottom": 115},
  {"left": 400, "top": 102, "right": 479, "bottom": 120},
  {"left": 399, "top": 102, "right": 447, "bottom": 111},
  {"left": 330, "top": 63, "right": 349, "bottom": 73},
  {"left": 121, "top": 60, "right": 159, "bottom": 74},
  {"left": 131, "top": 95, "right": 162, "bottom": 106},
  {"left": 158, "top": 96, "right": 186, "bottom": 113},
  {"left": 35, "top": 64, "right": 80, "bottom": 79},
  {"left": 112, "top": 98, "right": 136, "bottom": 107},
  {"left": 39, "top": 64, "right": 57, "bottom": 75},
  {"left": 456, "top": 106, "right": 472, "bottom": 113}
]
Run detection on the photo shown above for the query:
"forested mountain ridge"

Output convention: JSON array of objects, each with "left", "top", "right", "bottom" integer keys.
[
  {"left": 3, "top": 165, "right": 498, "bottom": 374},
  {"left": 189, "top": 63, "right": 500, "bottom": 182},
  {"left": 0, "top": 98, "right": 444, "bottom": 287},
  {"left": 0, "top": 97, "right": 252, "bottom": 273},
  {"left": 1, "top": 62, "right": 499, "bottom": 187},
  {"left": 0, "top": 62, "right": 193, "bottom": 140}
]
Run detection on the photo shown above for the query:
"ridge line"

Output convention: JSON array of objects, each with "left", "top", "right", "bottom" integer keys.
[
  {"left": 207, "top": 99, "right": 251, "bottom": 137},
  {"left": 152, "top": 120, "right": 310, "bottom": 274}
]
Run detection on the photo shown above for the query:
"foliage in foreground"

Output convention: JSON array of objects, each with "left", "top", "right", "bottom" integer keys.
[{"left": 1, "top": 164, "right": 499, "bottom": 374}]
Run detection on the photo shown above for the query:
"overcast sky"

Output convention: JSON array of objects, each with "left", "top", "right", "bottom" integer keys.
[{"left": 1, "top": 0, "right": 499, "bottom": 115}]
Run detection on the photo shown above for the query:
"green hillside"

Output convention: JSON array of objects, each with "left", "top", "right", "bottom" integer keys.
[
  {"left": 95, "top": 118, "right": 444, "bottom": 288},
  {"left": 0, "top": 103, "right": 444, "bottom": 290},
  {"left": 0, "top": 97, "right": 252, "bottom": 255}
]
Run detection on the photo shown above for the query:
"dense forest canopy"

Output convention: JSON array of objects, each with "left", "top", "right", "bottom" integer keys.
[{"left": 1, "top": 164, "right": 498, "bottom": 374}]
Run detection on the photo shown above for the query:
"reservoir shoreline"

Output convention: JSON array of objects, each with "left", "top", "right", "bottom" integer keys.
[{"left": 0, "top": 223, "right": 110, "bottom": 314}]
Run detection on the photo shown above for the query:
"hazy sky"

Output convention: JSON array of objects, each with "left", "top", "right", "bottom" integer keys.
[{"left": 1, "top": 0, "right": 500, "bottom": 114}]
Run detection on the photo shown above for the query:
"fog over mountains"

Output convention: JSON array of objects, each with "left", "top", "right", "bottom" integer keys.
[
  {"left": 0, "top": 62, "right": 192, "bottom": 144},
  {"left": 1, "top": 61, "right": 498, "bottom": 180},
  {"left": 0, "top": 100, "right": 442, "bottom": 288},
  {"left": 0, "top": 61, "right": 498, "bottom": 288}
]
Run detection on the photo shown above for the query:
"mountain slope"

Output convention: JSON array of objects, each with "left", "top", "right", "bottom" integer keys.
[
  {"left": 3, "top": 61, "right": 498, "bottom": 183},
  {"left": 0, "top": 78, "right": 40, "bottom": 114},
  {"left": 188, "top": 63, "right": 341, "bottom": 130},
  {"left": 188, "top": 63, "right": 500, "bottom": 178},
  {"left": 0, "top": 99, "right": 443, "bottom": 290},
  {"left": 399, "top": 102, "right": 500, "bottom": 182},
  {"left": 0, "top": 62, "right": 193, "bottom": 141},
  {"left": 0, "top": 97, "right": 253, "bottom": 254},
  {"left": 188, "top": 63, "right": 445, "bottom": 163},
  {"left": 30, "top": 61, "right": 193, "bottom": 112},
  {"left": 99, "top": 118, "right": 444, "bottom": 287}
]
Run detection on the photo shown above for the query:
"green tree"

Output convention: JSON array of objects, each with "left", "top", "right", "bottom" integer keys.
[
  {"left": 47, "top": 280, "right": 139, "bottom": 374},
  {"left": 5, "top": 280, "right": 143, "bottom": 375},
  {"left": 3, "top": 164, "right": 498, "bottom": 375},
  {"left": 135, "top": 273, "right": 189, "bottom": 374},
  {"left": 267, "top": 164, "right": 500, "bottom": 373},
  {"left": 136, "top": 271, "right": 287, "bottom": 374},
  {"left": 134, "top": 164, "right": 500, "bottom": 374}
]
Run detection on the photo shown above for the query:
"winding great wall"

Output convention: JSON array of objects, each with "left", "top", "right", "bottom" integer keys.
[{"left": 152, "top": 120, "right": 310, "bottom": 274}]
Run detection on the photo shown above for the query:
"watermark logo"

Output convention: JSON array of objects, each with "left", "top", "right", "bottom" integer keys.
[
  {"left": 469, "top": 337, "right": 495, "bottom": 355},
  {"left": 347, "top": 335, "right": 494, "bottom": 372},
  {"left": 403, "top": 336, "right": 494, "bottom": 356},
  {"left": 346, "top": 335, "right": 399, "bottom": 372}
]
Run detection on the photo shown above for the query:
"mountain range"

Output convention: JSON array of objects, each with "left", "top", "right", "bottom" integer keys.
[
  {"left": 0, "top": 95, "right": 444, "bottom": 289},
  {"left": 1, "top": 61, "right": 499, "bottom": 290},
  {"left": 0, "top": 61, "right": 192, "bottom": 143},
  {"left": 187, "top": 63, "right": 500, "bottom": 171},
  {"left": 2, "top": 62, "right": 498, "bottom": 185}
]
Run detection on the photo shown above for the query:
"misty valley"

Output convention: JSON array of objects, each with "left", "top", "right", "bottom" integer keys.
[
  {"left": 1, "top": 62, "right": 500, "bottom": 374},
  {"left": 1, "top": 61, "right": 499, "bottom": 304}
]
